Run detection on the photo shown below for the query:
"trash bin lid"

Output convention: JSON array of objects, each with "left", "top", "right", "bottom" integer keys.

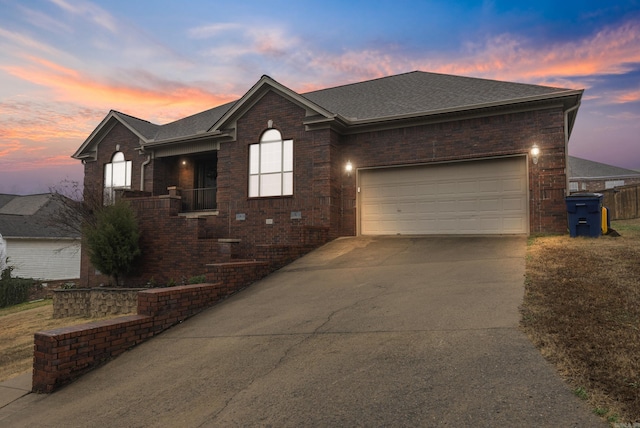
[{"left": 566, "top": 192, "right": 603, "bottom": 198}]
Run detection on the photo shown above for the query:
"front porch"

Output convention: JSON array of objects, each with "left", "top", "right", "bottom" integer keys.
[{"left": 167, "top": 186, "right": 218, "bottom": 214}]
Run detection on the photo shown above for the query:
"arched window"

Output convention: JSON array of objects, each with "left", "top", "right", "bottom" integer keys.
[
  {"left": 104, "top": 151, "right": 132, "bottom": 204},
  {"left": 249, "top": 129, "right": 293, "bottom": 197}
]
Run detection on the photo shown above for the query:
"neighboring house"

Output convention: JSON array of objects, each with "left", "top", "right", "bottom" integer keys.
[
  {"left": 0, "top": 193, "right": 81, "bottom": 281},
  {"left": 73, "top": 71, "right": 583, "bottom": 286},
  {"left": 568, "top": 156, "right": 640, "bottom": 193}
]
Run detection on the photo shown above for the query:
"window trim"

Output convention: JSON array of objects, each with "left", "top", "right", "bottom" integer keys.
[
  {"left": 248, "top": 129, "right": 293, "bottom": 198},
  {"left": 104, "top": 151, "right": 132, "bottom": 204}
]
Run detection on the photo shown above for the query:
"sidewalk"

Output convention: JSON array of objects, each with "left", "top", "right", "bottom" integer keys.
[{"left": 0, "top": 374, "right": 31, "bottom": 409}]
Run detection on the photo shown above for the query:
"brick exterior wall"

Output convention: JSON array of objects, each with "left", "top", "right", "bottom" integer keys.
[
  {"left": 78, "top": 92, "right": 571, "bottom": 287},
  {"left": 338, "top": 108, "right": 568, "bottom": 234}
]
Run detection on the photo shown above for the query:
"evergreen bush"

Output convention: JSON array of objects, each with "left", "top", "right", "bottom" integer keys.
[{"left": 84, "top": 200, "right": 141, "bottom": 286}]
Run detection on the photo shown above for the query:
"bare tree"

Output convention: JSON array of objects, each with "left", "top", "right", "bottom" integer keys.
[{"left": 48, "top": 180, "right": 103, "bottom": 235}]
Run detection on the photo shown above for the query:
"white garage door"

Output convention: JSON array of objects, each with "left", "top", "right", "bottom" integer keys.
[{"left": 360, "top": 157, "right": 528, "bottom": 235}]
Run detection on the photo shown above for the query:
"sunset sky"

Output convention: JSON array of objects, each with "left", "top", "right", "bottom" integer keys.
[{"left": 1, "top": 0, "right": 639, "bottom": 194}]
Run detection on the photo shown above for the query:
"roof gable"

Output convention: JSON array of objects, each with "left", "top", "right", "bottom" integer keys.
[
  {"left": 212, "top": 75, "right": 339, "bottom": 132},
  {"left": 72, "top": 110, "right": 159, "bottom": 160}
]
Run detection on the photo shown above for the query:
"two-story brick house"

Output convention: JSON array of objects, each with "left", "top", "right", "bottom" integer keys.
[{"left": 73, "top": 71, "right": 582, "bottom": 286}]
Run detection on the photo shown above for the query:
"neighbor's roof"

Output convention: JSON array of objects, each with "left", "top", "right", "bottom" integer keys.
[
  {"left": 568, "top": 156, "right": 640, "bottom": 179},
  {"left": 74, "top": 71, "right": 583, "bottom": 157},
  {"left": 0, "top": 194, "right": 80, "bottom": 239}
]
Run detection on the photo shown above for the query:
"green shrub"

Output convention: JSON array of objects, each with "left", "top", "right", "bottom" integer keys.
[
  {"left": 84, "top": 199, "right": 141, "bottom": 286},
  {"left": 0, "top": 264, "right": 33, "bottom": 308},
  {"left": 188, "top": 275, "right": 207, "bottom": 284}
]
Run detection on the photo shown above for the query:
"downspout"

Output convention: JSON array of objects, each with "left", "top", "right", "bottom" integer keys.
[
  {"left": 140, "top": 152, "right": 152, "bottom": 192},
  {"left": 564, "top": 101, "right": 581, "bottom": 196}
]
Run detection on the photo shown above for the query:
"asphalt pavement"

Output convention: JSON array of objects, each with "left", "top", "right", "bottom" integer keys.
[{"left": 0, "top": 236, "right": 606, "bottom": 427}]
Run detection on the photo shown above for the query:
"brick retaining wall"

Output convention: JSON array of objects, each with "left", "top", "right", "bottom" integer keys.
[{"left": 33, "top": 260, "right": 270, "bottom": 393}]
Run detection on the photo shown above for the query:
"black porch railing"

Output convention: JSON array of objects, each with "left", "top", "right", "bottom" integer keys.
[{"left": 181, "top": 187, "right": 217, "bottom": 212}]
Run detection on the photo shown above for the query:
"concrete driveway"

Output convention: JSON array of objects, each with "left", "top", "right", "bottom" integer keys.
[{"left": 1, "top": 236, "right": 604, "bottom": 427}]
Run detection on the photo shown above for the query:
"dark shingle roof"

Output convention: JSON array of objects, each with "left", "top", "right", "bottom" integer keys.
[
  {"left": 303, "top": 71, "right": 571, "bottom": 121},
  {"left": 114, "top": 111, "right": 160, "bottom": 140},
  {"left": 152, "top": 101, "right": 236, "bottom": 142},
  {"left": 0, "top": 194, "right": 80, "bottom": 239},
  {"left": 568, "top": 156, "right": 640, "bottom": 179},
  {"left": 104, "top": 71, "right": 580, "bottom": 144}
]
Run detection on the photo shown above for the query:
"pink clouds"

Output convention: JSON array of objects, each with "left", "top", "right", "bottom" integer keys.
[
  {"left": 1, "top": 55, "right": 237, "bottom": 124},
  {"left": 0, "top": 141, "right": 22, "bottom": 158},
  {"left": 257, "top": 18, "right": 640, "bottom": 102},
  {"left": 417, "top": 20, "right": 640, "bottom": 85},
  {"left": 613, "top": 89, "right": 640, "bottom": 104}
]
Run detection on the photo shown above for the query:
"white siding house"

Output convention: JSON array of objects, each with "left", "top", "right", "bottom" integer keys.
[{"left": 0, "top": 194, "right": 80, "bottom": 281}]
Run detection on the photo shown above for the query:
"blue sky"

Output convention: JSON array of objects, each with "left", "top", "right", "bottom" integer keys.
[{"left": 1, "top": 0, "right": 639, "bottom": 194}]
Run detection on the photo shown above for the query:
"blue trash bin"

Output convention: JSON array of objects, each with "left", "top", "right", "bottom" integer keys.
[{"left": 565, "top": 193, "right": 603, "bottom": 237}]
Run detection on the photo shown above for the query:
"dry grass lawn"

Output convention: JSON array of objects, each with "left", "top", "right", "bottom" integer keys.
[
  {"left": 521, "top": 218, "right": 640, "bottom": 424},
  {"left": 0, "top": 301, "right": 122, "bottom": 383}
]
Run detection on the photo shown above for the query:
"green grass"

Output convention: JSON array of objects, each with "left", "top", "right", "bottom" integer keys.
[{"left": 612, "top": 220, "right": 640, "bottom": 232}]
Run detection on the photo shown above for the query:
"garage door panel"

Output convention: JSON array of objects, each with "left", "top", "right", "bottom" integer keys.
[
  {"left": 478, "top": 198, "right": 500, "bottom": 211},
  {"left": 502, "top": 178, "right": 525, "bottom": 192},
  {"left": 503, "top": 197, "right": 526, "bottom": 211},
  {"left": 457, "top": 180, "right": 479, "bottom": 193},
  {"left": 437, "top": 182, "right": 458, "bottom": 195},
  {"left": 477, "top": 179, "right": 500, "bottom": 193},
  {"left": 458, "top": 199, "right": 480, "bottom": 212},
  {"left": 360, "top": 158, "right": 527, "bottom": 235}
]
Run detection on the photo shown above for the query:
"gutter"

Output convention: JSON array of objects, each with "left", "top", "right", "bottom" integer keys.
[
  {"left": 143, "top": 130, "right": 227, "bottom": 147},
  {"left": 3, "top": 236, "right": 81, "bottom": 241},
  {"left": 571, "top": 174, "right": 640, "bottom": 180},
  {"left": 140, "top": 153, "right": 152, "bottom": 192}
]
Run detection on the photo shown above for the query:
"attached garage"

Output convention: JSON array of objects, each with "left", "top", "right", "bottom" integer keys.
[{"left": 359, "top": 157, "right": 528, "bottom": 235}]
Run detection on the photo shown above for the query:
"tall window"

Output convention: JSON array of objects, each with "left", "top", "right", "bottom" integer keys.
[
  {"left": 104, "top": 151, "right": 132, "bottom": 204},
  {"left": 249, "top": 129, "right": 293, "bottom": 197}
]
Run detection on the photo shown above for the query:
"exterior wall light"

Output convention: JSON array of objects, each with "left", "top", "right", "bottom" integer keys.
[
  {"left": 345, "top": 160, "right": 353, "bottom": 176},
  {"left": 531, "top": 144, "right": 540, "bottom": 165}
]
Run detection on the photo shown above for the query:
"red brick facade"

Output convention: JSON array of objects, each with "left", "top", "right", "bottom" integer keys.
[
  {"left": 34, "top": 280, "right": 261, "bottom": 393},
  {"left": 78, "top": 87, "right": 574, "bottom": 288}
]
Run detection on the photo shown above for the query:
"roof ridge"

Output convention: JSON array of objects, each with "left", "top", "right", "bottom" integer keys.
[
  {"left": 112, "top": 110, "right": 157, "bottom": 125},
  {"left": 303, "top": 71, "right": 421, "bottom": 96},
  {"left": 160, "top": 100, "right": 236, "bottom": 127}
]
